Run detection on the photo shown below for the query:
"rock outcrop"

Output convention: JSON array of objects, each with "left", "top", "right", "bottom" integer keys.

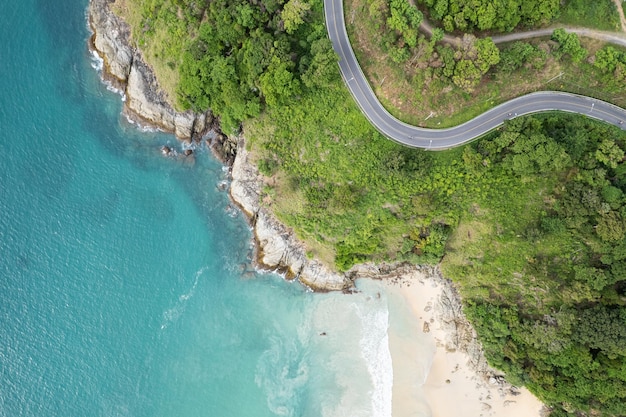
[
  {"left": 432, "top": 272, "right": 524, "bottom": 398},
  {"left": 229, "top": 139, "right": 441, "bottom": 291},
  {"left": 230, "top": 140, "right": 353, "bottom": 291},
  {"left": 88, "top": 0, "right": 209, "bottom": 140}
]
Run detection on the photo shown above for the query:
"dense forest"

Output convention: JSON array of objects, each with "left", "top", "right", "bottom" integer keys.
[
  {"left": 117, "top": 0, "right": 338, "bottom": 133},
  {"left": 417, "top": 0, "right": 621, "bottom": 32},
  {"left": 418, "top": 0, "right": 560, "bottom": 32},
  {"left": 117, "top": 0, "right": 626, "bottom": 414}
]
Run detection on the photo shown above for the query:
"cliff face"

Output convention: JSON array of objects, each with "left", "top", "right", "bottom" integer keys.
[
  {"left": 230, "top": 141, "right": 353, "bottom": 291},
  {"left": 88, "top": 0, "right": 209, "bottom": 140}
]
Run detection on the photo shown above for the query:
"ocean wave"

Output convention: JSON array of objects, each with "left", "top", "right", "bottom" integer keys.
[
  {"left": 307, "top": 287, "right": 393, "bottom": 417},
  {"left": 357, "top": 299, "right": 393, "bottom": 417},
  {"left": 160, "top": 266, "right": 207, "bottom": 330},
  {"left": 89, "top": 49, "right": 103, "bottom": 72},
  {"left": 122, "top": 113, "right": 159, "bottom": 133},
  {"left": 255, "top": 331, "right": 310, "bottom": 416}
]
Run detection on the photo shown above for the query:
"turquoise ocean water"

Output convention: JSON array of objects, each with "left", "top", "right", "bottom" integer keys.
[{"left": 0, "top": 1, "right": 411, "bottom": 416}]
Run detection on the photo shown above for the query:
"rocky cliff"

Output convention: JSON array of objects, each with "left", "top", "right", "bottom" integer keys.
[
  {"left": 229, "top": 138, "right": 437, "bottom": 291},
  {"left": 87, "top": 0, "right": 441, "bottom": 292},
  {"left": 88, "top": 0, "right": 209, "bottom": 140},
  {"left": 229, "top": 140, "right": 354, "bottom": 291}
]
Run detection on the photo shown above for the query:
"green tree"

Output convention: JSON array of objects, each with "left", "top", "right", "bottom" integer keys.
[
  {"left": 551, "top": 28, "right": 587, "bottom": 62},
  {"left": 260, "top": 55, "right": 301, "bottom": 107},
  {"left": 300, "top": 38, "right": 339, "bottom": 89},
  {"left": 452, "top": 59, "right": 482, "bottom": 91},
  {"left": 475, "top": 37, "right": 500, "bottom": 72},
  {"left": 576, "top": 306, "right": 626, "bottom": 359},
  {"left": 431, "top": 27, "right": 444, "bottom": 43},
  {"left": 594, "top": 46, "right": 623, "bottom": 74},
  {"left": 596, "top": 211, "right": 625, "bottom": 242},
  {"left": 387, "top": 0, "right": 422, "bottom": 48},
  {"left": 595, "top": 139, "right": 625, "bottom": 169},
  {"left": 281, "top": 0, "right": 311, "bottom": 34}
]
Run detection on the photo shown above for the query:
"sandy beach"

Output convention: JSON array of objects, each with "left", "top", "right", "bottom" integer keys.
[{"left": 382, "top": 270, "right": 546, "bottom": 417}]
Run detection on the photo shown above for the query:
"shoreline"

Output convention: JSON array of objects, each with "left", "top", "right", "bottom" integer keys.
[
  {"left": 382, "top": 272, "right": 547, "bottom": 417},
  {"left": 86, "top": 2, "right": 548, "bottom": 415}
]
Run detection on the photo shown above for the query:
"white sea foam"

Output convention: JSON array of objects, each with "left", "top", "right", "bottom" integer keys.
[
  {"left": 255, "top": 319, "right": 311, "bottom": 417},
  {"left": 88, "top": 49, "right": 130, "bottom": 101},
  {"left": 89, "top": 49, "right": 103, "bottom": 72},
  {"left": 160, "top": 266, "right": 207, "bottom": 329},
  {"left": 122, "top": 113, "right": 159, "bottom": 133},
  {"left": 357, "top": 301, "right": 393, "bottom": 417},
  {"left": 179, "top": 266, "right": 204, "bottom": 301}
]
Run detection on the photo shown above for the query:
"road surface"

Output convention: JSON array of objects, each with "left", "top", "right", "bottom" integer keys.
[{"left": 324, "top": 0, "right": 626, "bottom": 149}]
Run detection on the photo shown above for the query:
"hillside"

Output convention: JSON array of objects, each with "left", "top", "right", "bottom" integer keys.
[{"left": 110, "top": 0, "right": 626, "bottom": 414}]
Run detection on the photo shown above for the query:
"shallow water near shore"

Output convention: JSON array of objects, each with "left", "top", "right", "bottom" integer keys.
[{"left": 0, "top": 0, "right": 436, "bottom": 416}]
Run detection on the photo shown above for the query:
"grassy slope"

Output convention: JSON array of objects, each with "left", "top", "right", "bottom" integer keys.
[
  {"left": 557, "top": 0, "right": 621, "bottom": 31},
  {"left": 111, "top": 0, "right": 198, "bottom": 109}
]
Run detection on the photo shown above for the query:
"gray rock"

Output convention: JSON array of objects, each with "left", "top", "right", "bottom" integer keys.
[
  {"left": 299, "top": 260, "right": 348, "bottom": 292},
  {"left": 229, "top": 137, "right": 351, "bottom": 291},
  {"left": 230, "top": 143, "right": 261, "bottom": 217},
  {"left": 88, "top": 0, "right": 210, "bottom": 140},
  {"left": 88, "top": 0, "right": 132, "bottom": 82}
]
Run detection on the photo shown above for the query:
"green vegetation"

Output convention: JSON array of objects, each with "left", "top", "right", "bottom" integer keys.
[
  {"left": 558, "top": 0, "right": 621, "bottom": 31},
  {"left": 348, "top": 0, "right": 626, "bottom": 128},
  {"left": 114, "top": 0, "right": 626, "bottom": 415},
  {"left": 117, "top": 0, "right": 339, "bottom": 133},
  {"left": 594, "top": 44, "right": 626, "bottom": 88},
  {"left": 443, "top": 116, "right": 626, "bottom": 415},
  {"left": 250, "top": 98, "right": 626, "bottom": 414},
  {"left": 417, "top": 0, "right": 621, "bottom": 32},
  {"left": 418, "top": 0, "right": 560, "bottom": 32}
]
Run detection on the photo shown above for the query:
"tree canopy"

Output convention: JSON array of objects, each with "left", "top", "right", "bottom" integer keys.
[
  {"left": 131, "top": 0, "right": 338, "bottom": 133},
  {"left": 420, "top": 0, "right": 560, "bottom": 32}
]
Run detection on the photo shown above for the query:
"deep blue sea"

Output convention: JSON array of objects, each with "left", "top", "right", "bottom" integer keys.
[{"left": 0, "top": 0, "right": 407, "bottom": 416}]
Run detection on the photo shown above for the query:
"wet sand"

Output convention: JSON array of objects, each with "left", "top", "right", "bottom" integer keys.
[{"left": 383, "top": 271, "right": 545, "bottom": 417}]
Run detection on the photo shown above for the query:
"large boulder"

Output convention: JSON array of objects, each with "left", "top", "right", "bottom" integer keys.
[{"left": 88, "top": 0, "right": 132, "bottom": 82}]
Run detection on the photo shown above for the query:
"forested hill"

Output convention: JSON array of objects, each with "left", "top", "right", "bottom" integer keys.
[
  {"left": 113, "top": 0, "right": 626, "bottom": 415},
  {"left": 115, "top": 0, "right": 339, "bottom": 133}
]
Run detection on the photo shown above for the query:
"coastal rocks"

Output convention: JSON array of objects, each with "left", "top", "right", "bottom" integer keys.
[
  {"left": 230, "top": 138, "right": 352, "bottom": 291},
  {"left": 432, "top": 272, "right": 524, "bottom": 397},
  {"left": 423, "top": 322, "right": 431, "bottom": 333},
  {"left": 255, "top": 211, "right": 305, "bottom": 273},
  {"left": 88, "top": 0, "right": 132, "bottom": 83},
  {"left": 124, "top": 58, "right": 209, "bottom": 139},
  {"left": 207, "top": 131, "right": 238, "bottom": 166},
  {"left": 88, "top": 0, "right": 210, "bottom": 141},
  {"left": 347, "top": 262, "right": 429, "bottom": 281},
  {"left": 230, "top": 143, "right": 261, "bottom": 217}
]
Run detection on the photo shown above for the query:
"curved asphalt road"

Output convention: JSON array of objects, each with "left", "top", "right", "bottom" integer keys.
[{"left": 324, "top": 0, "right": 626, "bottom": 150}]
